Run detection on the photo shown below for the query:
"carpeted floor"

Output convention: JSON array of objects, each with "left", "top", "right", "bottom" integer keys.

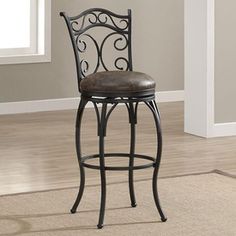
[{"left": 0, "top": 173, "right": 235, "bottom": 236}]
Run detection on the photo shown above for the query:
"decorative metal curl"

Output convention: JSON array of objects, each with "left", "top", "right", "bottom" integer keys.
[
  {"left": 71, "top": 21, "right": 80, "bottom": 32},
  {"left": 115, "top": 57, "right": 129, "bottom": 71},
  {"left": 76, "top": 32, "right": 129, "bottom": 74},
  {"left": 96, "top": 12, "right": 129, "bottom": 30},
  {"left": 114, "top": 36, "right": 128, "bottom": 51},
  {"left": 76, "top": 37, "right": 87, "bottom": 52},
  {"left": 80, "top": 60, "right": 89, "bottom": 77},
  {"left": 76, "top": 34, "right": 100, "bottom": 77},
  {"left": 88, "top": 12, "right": 98, "bottom": 24},
  {"left": 97, "top": 12, "right": 108, "bottom": 24},
  {"left": 70, "top": 10, "right": 129, "bottom": 33},
  {"left": 71, "top": 13, "right": 98, "bottom": 32},
  {"left": 100, "top": 32, "right": 129, "bottom": 71},
  {"left": 119, "top": 19, "right": 129, "bottom": 30}
]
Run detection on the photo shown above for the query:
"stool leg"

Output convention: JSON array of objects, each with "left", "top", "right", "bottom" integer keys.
[
  {"left": 71, "top": 97, "right": 88, "bottom": 214},
  {"left": 97, "top": 103, "right": 107, "bottom": 229},
  {"left": 128, "top": 102, "right": 137, "bottom": 207},
  {"left": 146, "top": 100, "right": 167, "bottom": 222}
]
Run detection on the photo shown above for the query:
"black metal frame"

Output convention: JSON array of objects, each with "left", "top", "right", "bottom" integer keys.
[
  {"left": 60, "top": 8, "right": 132, "bottom": 92},
  {"left": 60, "top": 8, "right": 167, "bottom": 229}
]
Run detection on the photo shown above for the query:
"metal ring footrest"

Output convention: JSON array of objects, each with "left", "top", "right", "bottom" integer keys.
[{"left": 81, "top": 153, "right": 155, "bottom": 171}]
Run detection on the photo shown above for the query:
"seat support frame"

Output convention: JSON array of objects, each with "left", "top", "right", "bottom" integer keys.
[{"left": 71, "top": 95, "right": 167, "bottom": 229}]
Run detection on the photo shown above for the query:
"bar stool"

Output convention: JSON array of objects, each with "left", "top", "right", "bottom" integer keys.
[{"left": 60, "top": 8, "right": 167, "bottom": 229}]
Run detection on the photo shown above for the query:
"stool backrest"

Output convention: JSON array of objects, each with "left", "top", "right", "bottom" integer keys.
[{"left": 60, "top": 8, "right": 132, "bottom": 92}]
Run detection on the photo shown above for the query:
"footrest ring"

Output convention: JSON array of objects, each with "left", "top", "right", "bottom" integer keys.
[{"left": 81, "top": 153, "right": 155, "bottom": 171}]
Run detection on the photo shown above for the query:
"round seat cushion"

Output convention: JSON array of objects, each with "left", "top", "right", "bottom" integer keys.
[{"left": 80, "top": 71, "right": 156, "bottom": 97}]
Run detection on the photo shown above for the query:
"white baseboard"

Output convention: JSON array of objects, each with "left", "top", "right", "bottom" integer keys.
[
  {"left": 156, "top": 90, "right": 185, "bottom": 102},
  {"left": 0, "top": 98, "right": 80, "bottom": 115},
  {"left": 213, "top": 122, "right": 236, "bottom": 137},
  {"left": 1, "top": 90, "right": 235, "bottom": 137},
  {"left": 0, "top": 90, "right": 184, "bottom": 115}
]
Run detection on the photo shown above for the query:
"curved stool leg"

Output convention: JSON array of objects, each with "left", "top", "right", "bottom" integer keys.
[
  {"left": 71, "top": 97, "right": 88, "bottom": 214},
  {"left": 97, "top": 103, "right": 107, "bottom": 229},
  {"left": 145, "top": 100, "right": 167, "bottom": 222},
  {"left": 128, "top": 102, "right": 137, "bottom": 207}
]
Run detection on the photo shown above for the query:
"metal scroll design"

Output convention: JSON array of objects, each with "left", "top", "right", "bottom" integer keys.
[
  {"left": 71, "top": 10, "right": 129, "bottom": 34},
  {"left": 74, "top": 31, "right": 130, "bottom": 78},
  {"left": 75, "top": 34, "right": 100, "bottom": 77},
  {"left": 67, "top": 9, "right": 131, "bottom": 78},
  {"left": 100, "top": 32, "right": 129, "bottom": 72}
]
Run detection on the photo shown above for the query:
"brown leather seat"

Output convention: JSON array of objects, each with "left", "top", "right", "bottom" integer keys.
[{"left": 80, "top": 71, "right": 156, "bottom": 97}]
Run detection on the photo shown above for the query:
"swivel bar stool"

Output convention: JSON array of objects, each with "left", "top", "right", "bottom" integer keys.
[{"left": 60, "top": 8, "right": 167, "bottom": 229}]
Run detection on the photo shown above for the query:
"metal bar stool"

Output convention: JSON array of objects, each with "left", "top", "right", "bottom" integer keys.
[{"left": 60, "top": 8, "right": 167, "bottom": 229}]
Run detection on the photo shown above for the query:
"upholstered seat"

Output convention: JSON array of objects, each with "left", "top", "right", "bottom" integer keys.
[{"left": 80, "top": 71, "right": 156, "bottom": 97}]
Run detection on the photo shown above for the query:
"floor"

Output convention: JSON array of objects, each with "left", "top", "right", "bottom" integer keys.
[{"left": 0, "top": 102, "right": 235, "bottom": 195}]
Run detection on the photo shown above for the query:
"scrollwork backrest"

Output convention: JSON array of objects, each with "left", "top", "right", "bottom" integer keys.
[{"left": 60, "top": 8, "right": 132, "bottom": 92}]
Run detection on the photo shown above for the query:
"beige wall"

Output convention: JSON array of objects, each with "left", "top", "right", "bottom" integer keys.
[
  {"left": 0, "top": 0, "right": 184, "bottom": 103},
  {"left": 215, "top": 0, "right": 236, "bottom": 123}
]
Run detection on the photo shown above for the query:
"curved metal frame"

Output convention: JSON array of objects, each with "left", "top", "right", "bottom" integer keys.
[
  {"left": 70, "top": 95, "right": 167, "bottom": 229},
  {"left": 60, "top": 8, "right": 132, "bottom": 92},
  {"left": 70, "top": 98, "right": 88, "bottom": 214},
  {"left": 60, "top": 8, "right": 166, "bottom": 229}
]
